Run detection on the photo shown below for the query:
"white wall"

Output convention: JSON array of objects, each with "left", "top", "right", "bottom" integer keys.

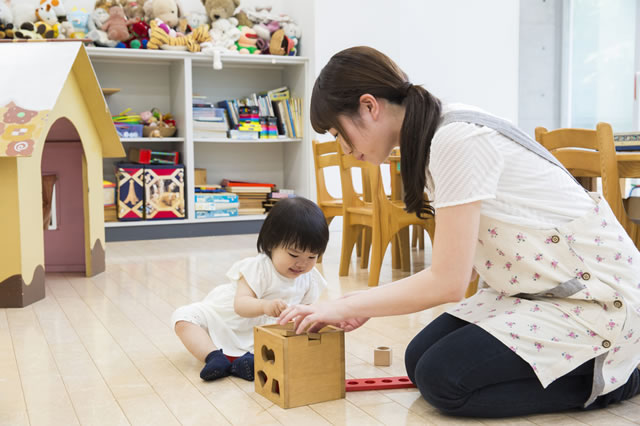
[{"left": 292, "top": 0, "right": 520, "bottom": 229}]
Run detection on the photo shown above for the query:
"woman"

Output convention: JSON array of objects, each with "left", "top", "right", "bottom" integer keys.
[{"left": 278, "top": 46, "right": 640, "bottom": 418}]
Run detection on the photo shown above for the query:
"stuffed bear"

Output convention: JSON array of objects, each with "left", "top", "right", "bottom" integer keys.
[
  {"left": 102, "top": 5, "right": 129, "bottom": 42},
  {"left": 200, "top": 16, "right": 239, "bottom": 69},
  {"left": 175, "top": 0, "right": 207, "bottom": 29},
  {"left": 204, "top": 0, "right": 238, "bottom": 23},
  {"left": 145, "top": 0, "right": 178, "bottom": 28},
  {"left": 87, "top": 6, "right": 118, "bottom": 46}
]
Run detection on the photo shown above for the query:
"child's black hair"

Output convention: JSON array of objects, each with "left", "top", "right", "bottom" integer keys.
[{"left": 257, "top": 197, "right": 329, "bottom": 257}]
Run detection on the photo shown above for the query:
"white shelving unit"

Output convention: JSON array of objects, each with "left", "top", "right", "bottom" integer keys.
[{"left": 87, "top": 47, "right": 311, "bottom": 239}]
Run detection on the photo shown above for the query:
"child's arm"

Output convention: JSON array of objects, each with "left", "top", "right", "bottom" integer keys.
[{"left": 234, "top": 277, "right": 287, "bottom": 317}]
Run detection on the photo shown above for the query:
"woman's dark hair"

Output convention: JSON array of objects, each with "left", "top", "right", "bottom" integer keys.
[
  {"left": 310, "top": 46, "right": 441, "bottom": 217},
  {"left": 257, "top": 197, "right": 329, "bottom": 257}
]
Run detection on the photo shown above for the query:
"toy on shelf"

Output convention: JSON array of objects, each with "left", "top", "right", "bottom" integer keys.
[
  {"left": 128, "top": 147, "right": 180, "bottom": 164},
  {"left": 253, "top": 323, "right": 345, "bottom": 408},
  {"left": 373, "top": 346, "right": 392, "bottom": 366}
]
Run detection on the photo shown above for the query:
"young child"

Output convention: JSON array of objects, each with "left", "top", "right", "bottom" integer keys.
[{"left": 171, "top": 196, "right": 330, "bottom": 381}]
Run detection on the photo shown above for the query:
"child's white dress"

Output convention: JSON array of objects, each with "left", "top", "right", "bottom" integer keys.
[{"left": 171, "top": 253, "right": 327, "bottom": 356}]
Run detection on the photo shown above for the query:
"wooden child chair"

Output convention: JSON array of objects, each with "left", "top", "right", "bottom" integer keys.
[{"left": 535, "top": 122, "right": 640, "bottom": 248}]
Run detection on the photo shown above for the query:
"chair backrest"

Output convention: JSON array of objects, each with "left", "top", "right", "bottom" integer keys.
[
  {"left": 312, "top": 140, "right": 340, "bottom": 204},
  {"left": 535, "top": 122, "right": 629, "bottom": 233},
  {"left": 336, "top": 144, "right": 383, "bottom": 211}
]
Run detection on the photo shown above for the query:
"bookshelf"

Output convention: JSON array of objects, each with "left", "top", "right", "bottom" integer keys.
[{"left": 87, "top": 47, "right": 311, "bottom": 241}]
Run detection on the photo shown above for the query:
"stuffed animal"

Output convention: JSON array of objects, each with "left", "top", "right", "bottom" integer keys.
[
  {"left": 123, "top": 19, "right": 149, "bottom": 48},
  {"left": 269, "top": 29, "right": 294, "bottom": 56},
  {"left": 200, "top": 16, "right": 239, "bottom": 68},
  {"left": 235, "top": 25, "right": 260, "bottom": 54},
  {"left": 11, "top": 1, "right": 37, "bottom": 27},
  {"left": 175, "top": 0, "right": 207, "bottom": 29},
  {"left": 122, "top": 0, "right": 144, "bottom": 22},
  {"left": 14, "top": 22, "right": 43, "bottom": 39},
  {"left": 102, "top": 5, "right": 129, "bottom": 41},
  {"left": 147, "top": 19, "right": 210, "bottom": 52},
  {"left": 204, "top": 0, "right": 238, "bottom": 23},
  {"left": 145, "top": 0, "right": 178, "bottom": 28},
  {"left": 87, "top": 6, "right": 119, "bottom": 46},
  {"left": 282, "top": 21, "right": 300, "bottom": 55},
  {"left": 0, "top": 0, "right": 13, "bottom": 26},
  {"left": 35, "top": 0, "right": 64, "bottom": 26},
  {"left": 0, "top": 22, "right": 14, "bottom": 38},
  {"left": 67, "top": 6, "right": 90, "bottom": 38}
]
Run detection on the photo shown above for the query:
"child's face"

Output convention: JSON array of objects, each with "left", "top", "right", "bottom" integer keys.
[{"left": 271, "top": 245, "right": 319, "bottom": 279}]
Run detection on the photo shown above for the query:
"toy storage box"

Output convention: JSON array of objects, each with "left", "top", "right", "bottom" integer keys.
[
  {"left": 144, "top": 164, "right": 185, "bottom": 219},
  {"left": 115, "top": 163, "right": 145, "bottom": 220},
  {"left": 253, "top": 323, "right": 345, "bottom": 409}
]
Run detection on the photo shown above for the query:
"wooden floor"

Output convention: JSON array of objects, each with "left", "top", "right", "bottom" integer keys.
[{"left": 1, "top": 230, "right": 639, "bottom": 426}]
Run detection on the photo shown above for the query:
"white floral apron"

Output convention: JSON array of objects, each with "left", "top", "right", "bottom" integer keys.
[{"left": 441, "top": 111, "right": 640, "bottom": 406}]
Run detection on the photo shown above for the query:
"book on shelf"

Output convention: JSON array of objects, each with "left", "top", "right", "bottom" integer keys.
[
  {"left": 228, "top": 129, "right": 260, "bottom": 140},
  {"left": 194, "top": 129, "right": 229, "bottom": 139},
  {"left": 238, "top": 207, "right": 266, "bottom": 215},
  {"left": 194, "top": 184, "right": 224, "bottom": 193},
  {"left": 614, "top": 132, "right": 640, "bottom": 151},
  {"left": 194, "top": 192, "right": 238, "bottom": 203},
  {"left": 226, "top": 186, "right": 272, "bottom": 193},
  {"left": 221, "top": 179, "right": 275, "bottom": 187},
  {"left": 195, "top": 202, "right": 240, "bottom": 211},
  {"left": 195, "top": 209, "right": 239, "bottom": 219}
]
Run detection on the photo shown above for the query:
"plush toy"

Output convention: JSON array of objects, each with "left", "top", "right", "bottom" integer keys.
[
  {"left": 123, "top": 19, "right": 149, "bottom": 48},
  {"left": 102, "top": 5, "right": 129, "bottom": 42},
  {"left": 0, "top": 0, "right": 12, "bottom": 26},
  {"left": 235, "top": 25, "right": 260, "bottom": 55},
  {"left": 87, "top": 7, "right": 118, "bottom": 46},
  {"left": 14, "top": 22, "right": 43, "bottom": 39},
  {"left": 122, "top": 0, "right": 145, "bottom": 22},
  {"left": 175, "top": 0, "right": 207, "bottom": 29},
  {"left": 11, "top": 1, "right": 37, "bottom": 27},
  {"left": 35, "top": 0, "right": 64, "bottom": 26},
  {"left": 146, "top": 0, "right": 178, "bottom": 28},
  {"left": 269, "top": 28, "right": 294, "bottom": 56},
  {"left": 200, "top": 16, "right": 239, "bottom": 69},
  {"left": 0, "top": 22, "right": 14, "bottom": 38},
  {"left": 282, "top": 21, "right": 300, "bottom": 55},
  {"left": 67, "top": 6, "right": 90, "bottom": 38},
  {"left": 204, "top": 0, "right": 238, "bottom": 23},
  {"left": 147, "top": 19, "right": 210, "bottom": 52}
]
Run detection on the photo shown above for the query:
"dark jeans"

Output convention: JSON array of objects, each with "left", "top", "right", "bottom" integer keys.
[{"left": 405, "top": 313, "right": 640, "bottom": 418}]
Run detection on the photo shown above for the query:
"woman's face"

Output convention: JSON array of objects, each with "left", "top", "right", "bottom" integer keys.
[{"left": 329, "top": 96, "right": 403, "bottom": 165}]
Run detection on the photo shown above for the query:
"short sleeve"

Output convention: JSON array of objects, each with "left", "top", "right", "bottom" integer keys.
[
  {"left": 299, "top": 268, "right": 328, "bottom": 305},
  {"left": 225, "top": 254, "right": 271, "bottom": 298},
  {"left": 429, "top": 122, "right": 504, "bottom": 209}
]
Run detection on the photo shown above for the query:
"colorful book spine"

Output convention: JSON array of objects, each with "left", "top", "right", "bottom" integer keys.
[
  {"left": 195, "top": 209, "right": 239, "bottom": 218},
  {"left": 194, "top": 193, "right": 239, "bottom": 203},
  {"left": 195, "top": 202, "right": 240, "bottom": 211}
]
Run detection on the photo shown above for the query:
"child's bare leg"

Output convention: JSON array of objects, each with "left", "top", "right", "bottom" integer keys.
[{"left": 174, "top": 320, "right": 217, "bottom": 362}]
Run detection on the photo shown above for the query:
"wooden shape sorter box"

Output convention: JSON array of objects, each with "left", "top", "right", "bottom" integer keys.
[{"left": 253, "top": 323, "right": 345, "bottom": 409}]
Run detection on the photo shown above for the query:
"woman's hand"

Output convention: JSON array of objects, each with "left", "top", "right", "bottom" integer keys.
[
  {"left": 277, "top": 298, "right": 369, "bottom": 334},
  {"left": 263, "top": 299, "right": 288, "bottom": 317}
]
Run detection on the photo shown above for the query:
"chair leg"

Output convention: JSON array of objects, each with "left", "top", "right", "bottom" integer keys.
[
  {"left": 418, "top": 226, "right": 425, "bottom": 250},
  {"left": 411, "top": 225, "right": 418, "bottom": 248},
  {"left": 339, "top": 222, "right": 361, "bottom": 277},
  {"left": 368, "top": 229, "right": 392, "bottom": 287},
  {"left": 398, "top": 227, "right": 411, "bottom": 272},
  {"left": 359, "top": 227, "right": 372, "bottom": 269},
  {"left": 391, "top": 232, "right": 402, "bottom": 269}
]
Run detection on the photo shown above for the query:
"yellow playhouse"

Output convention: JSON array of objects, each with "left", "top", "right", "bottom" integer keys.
[{"left": 0, "top": 42, "right": 124, "bottom": 308}]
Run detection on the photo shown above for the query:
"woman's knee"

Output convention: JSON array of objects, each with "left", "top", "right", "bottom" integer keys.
[{"left": 413, "top": 350, "right": 470, "bottom": 413}]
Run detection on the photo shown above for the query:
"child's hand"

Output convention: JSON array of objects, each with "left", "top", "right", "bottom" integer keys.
[{"left": 263, "top": 299, "right": 288, "bottom": 317}]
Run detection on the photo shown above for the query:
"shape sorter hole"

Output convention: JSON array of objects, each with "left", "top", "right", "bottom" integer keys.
[
  {"left": 399, "top": 378, "right": 410, "bottom": 382},
  {"left": 271, "top": 378, "right": 280, "bottom": 395},
  {"left": 347, "top": 381, "right": 358, "bottom": 385},
  {"left": 257, "top": 370, "right": 268, "bottom": 387},
  {"left": 364, "top": 380, "right": 375, "bottom": 384},
  {"left": 381, "top": 379, "right": 392, "bottom": 383},
  {"left": 261, "top": 345, "right": 275, "bottom": 363}
]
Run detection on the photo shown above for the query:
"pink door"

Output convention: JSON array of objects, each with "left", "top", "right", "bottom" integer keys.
[{"left": 42, "top": 141, "right": 86, "bottom": 272}]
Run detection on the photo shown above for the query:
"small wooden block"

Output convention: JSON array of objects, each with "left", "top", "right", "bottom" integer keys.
[
  {"left": 373, "top": 346, "right": 392, "bottom": 366},
  {"left": 345, "top": 376, "right": 415, "bottom": 392}
]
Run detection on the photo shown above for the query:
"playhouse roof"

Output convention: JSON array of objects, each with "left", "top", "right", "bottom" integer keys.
[{"left": 0, "top": 42, "right": 123, "bottom": 158}]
